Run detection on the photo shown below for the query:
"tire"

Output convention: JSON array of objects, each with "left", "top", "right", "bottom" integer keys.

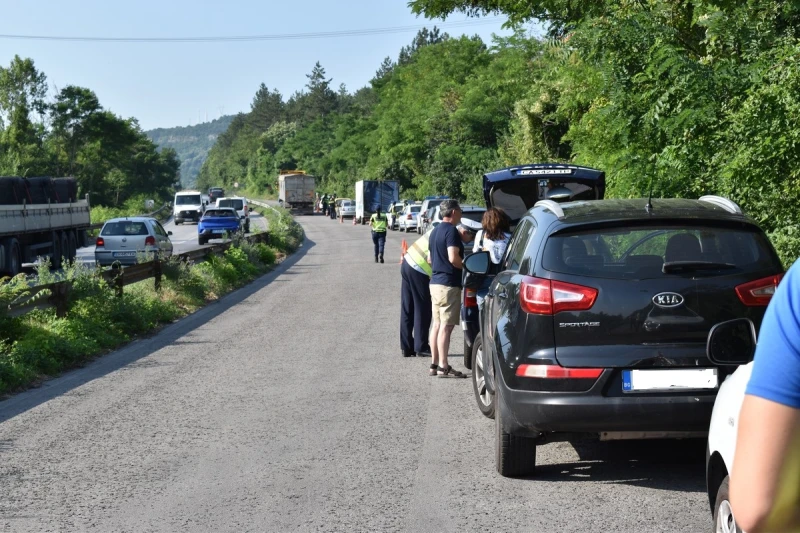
[
  {"left": 399, "top": 225, "right": 405, "bottom": 232},
  {"left": 1, "top": 238, "right": 22, "bottom": 276},
  {"left": 713, "top": 476, "right": 742, "bottom": 533},
  {"left": 175, "top": 220, "right": 182, "bottom": 226},
  {"left": 472, "top": 336, "right": 495, "bottom": 419},
  {"left": 495, "top": 389, "right": 537, "bottom": 477},
  {"left": 68, "top": 231, "right": 77, "bottom": 263},
  {"left": 198, "top": 236, "right": 206, "bottom": 246},
  {"left": 245, "top": 221, "right": 250, "bottom": 233}
]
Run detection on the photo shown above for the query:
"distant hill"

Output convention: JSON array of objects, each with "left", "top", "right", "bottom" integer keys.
[{"left": 146, "top": 115, "right": 235, "bottom": 187}]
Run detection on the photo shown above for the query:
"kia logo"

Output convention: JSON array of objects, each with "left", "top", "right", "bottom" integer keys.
[{"left": 652, "top": 292, "right": 684, "bottom": 308}]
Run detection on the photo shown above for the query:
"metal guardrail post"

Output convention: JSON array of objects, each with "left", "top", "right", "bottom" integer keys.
[
  {"left": 154, "top": 260, "right": 162, "bottom": 291},
  {"left": 111, "top": 264, "right": 123, "bottom": 298},
  {"left": 50, "top": 282, "right": 69, "bottom": 317}
]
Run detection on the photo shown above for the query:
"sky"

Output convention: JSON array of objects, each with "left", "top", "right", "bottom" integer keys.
[{"left": 0, "top": 0, "right": 514, "bottom": 131}]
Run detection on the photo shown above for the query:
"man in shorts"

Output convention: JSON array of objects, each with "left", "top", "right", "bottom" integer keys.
[{"left": 428, "top": 199, "right": 468, "bottom": 378}]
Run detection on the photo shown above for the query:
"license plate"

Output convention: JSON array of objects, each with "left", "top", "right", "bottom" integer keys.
[
  {"left": 212, "top": 229, "right": 226, "bottom": 234},
  {"left": 622, "top": 369, "right": 718, "bottom": 392},
  {"left": 113, "top": 251, "right": 136, "bottom": 257}
]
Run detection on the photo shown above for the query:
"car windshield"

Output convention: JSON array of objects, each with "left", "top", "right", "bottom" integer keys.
[
  {"left": 176, "top": 195, "right": 201, "bottom": 205},
  {"left": 410, "top": 206, "right": 421, "bottom": 213},
  {"left": 102, "top": 221, "right": 149, "bottom": 236},
  {"left": 204, "top": 209, "right": 237, "bottom": 218},
  {"left": 217, "top": 199, "right": 244, "bottom": 210},
  {"left": 542, "top": 224, "right": 780, "bottom": 279}
]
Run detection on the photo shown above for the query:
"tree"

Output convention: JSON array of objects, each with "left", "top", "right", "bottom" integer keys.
[
  {"left": 0, "top": 56, "right": 48, "bottom": 125},
  {"left": 247, "top": 84, "right": 285, "bottom": 132}
]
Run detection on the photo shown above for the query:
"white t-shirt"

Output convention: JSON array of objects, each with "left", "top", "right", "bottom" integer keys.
[{"left": 473, "top": 230, "right": 511, "bottom": 264}]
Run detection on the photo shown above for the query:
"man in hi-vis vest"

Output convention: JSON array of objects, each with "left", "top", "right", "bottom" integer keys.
[{"left": 400, "top": 222, "right": 477, "bottom": 358}]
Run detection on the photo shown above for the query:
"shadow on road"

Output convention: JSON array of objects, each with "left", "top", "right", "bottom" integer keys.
[
  {"left": 534, "top": 438, "right": 706, "bottom": 493},
  {"left": 0, "top": 236, "right": 317, "bottom": 424}
]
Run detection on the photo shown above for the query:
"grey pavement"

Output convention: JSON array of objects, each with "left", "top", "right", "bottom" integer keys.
[{"left": 0, "top": 214, "right": 710, "bottom": 532}]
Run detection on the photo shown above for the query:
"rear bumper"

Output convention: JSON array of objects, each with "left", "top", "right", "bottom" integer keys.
[
  {"left": 175, "top": 211, "right": 201, "bottom": 223},
  {"left": 497, "top": 369, "right": 716, "bottom": 438},
  {"left": 95, "top": 249, "right": 162, "bottom": 266}
]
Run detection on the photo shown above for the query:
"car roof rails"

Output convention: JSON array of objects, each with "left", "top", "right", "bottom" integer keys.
[
  {"left": 698, "top": 195, "right": 743, "bottom": 215},
  {"left": 534, "top": 200, "right": 565, "bottom": 219}
]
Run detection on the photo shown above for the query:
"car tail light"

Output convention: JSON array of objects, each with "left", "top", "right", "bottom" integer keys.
[
  {"left": 519, "top": 276, "right": 598, "bottom": 315},
  {"left": 464, "top": 288, "right": 478, "bottom": 308},
  {"left": 95, "top": 237, "right": 104, "bottom": 247},
  {"left": 516, "top": 364, "right": 603, "bottom": 379},
  {"left": 736, "top": 274, "right": 784, "bottom": 306},
  {"left": 145, "top": 236, "right": 156, "bottom": 246},
  {"left": 407, "top": 214, "right": 412, "bottom": 219}
]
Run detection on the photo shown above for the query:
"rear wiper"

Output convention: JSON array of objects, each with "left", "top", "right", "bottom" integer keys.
[{"left": 662, "top": 261, "right": 737, "bottom": 273}]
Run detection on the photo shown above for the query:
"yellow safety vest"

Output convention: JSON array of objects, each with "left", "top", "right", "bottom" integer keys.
[
  {"left": 405, "top": 230, "right": 433, "bottom": 277},
  {"left": 370, "top": 213, "right": 387, "bottom": 232}
]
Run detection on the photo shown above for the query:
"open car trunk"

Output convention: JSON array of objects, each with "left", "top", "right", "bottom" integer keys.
[{"left": 483, "top": 164, "right": 606, "bottom": 224}]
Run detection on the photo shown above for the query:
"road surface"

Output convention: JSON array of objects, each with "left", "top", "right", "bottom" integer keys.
[
  {"left": 74, "top": 211, "right": 269, "bottom": 265},
  {"left": 0, "top": 214, "right": 710, "bottom": 532}
]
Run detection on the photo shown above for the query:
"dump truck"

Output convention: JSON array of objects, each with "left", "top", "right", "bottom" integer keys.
[
  {"left": 278, "top": 170, "right": 316, "bottom": 215},
  {"left": 0, "top": 176, "right": 91, "bottom": 276},
  {"left": 355, "top": 180, "right": 400, "bottom": 225}
]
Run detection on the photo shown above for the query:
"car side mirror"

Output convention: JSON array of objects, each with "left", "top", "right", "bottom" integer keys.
[
  {"left": 464, "top": 251, "right": 490, "bottom": 275},
  {"left": 707, "top": 318, "right": 757, "bottom": 365},
  {"left": 167, "top": 231, "right": 173, "bottom": 236}
]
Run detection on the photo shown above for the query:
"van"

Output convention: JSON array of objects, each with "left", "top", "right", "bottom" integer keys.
[{"left": 173, "top": 191, "right": 206, "bottom": 224}]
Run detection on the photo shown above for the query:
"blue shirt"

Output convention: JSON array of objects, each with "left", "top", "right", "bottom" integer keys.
[
  {"left": 746, "top": 261, "right": 800, "bottom": 408},
  {"left": 430, "top": 222, "right": 463, "bottom": 287}
]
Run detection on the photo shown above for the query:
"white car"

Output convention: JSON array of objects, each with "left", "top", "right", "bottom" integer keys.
[
  {"left": 338, "top": 199, "right": 356, "bottom": 219},
  {"left": 397, "top": 204, "right": 422, "bottom": 232},
  {"left": 705, "top": 318, "right": 758, "bottom": 533},
  {"left": 215, "top": 197, "right": 250, "bottom": 232},
  {"left": 430, "top": 204, "right": 486, "bottom": 230}
]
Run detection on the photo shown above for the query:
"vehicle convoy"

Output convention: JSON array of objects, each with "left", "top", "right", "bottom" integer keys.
[
  {"left": 278, "top": 170, "right": 315, "bottom": 215},
  {"left": 173, "top": 190, "right": 208, "bottom": 225},
  {"left": 198, "top": 207, "right": 241, "bottom": 245},
  {"left": 95, "top": 217, "right": 173, "bottom": 266},
  {"left": 0, "top": 176, "right": 90, "bottom": 275},
  {"left": 215, "top": 196, "right": 250, "bottom": 233},
  {"left": 354, "top": 180, "right": 399, "bottom": 225},
  {"left": 704, "top": 318, "right": 760, "bottom": 533},
  {"left": 464, "top": 189, "right": 783, "bottom": 477},
  {"left": 462, "top": 164, "right": 607, "bottom": 375}
]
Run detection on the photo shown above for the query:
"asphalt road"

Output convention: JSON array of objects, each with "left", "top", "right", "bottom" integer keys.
[
  {"left": 74, "top": 211, "right": 270, "bottom": 265},
  {"left": 0, "top": 214, "right": 711, "bottom": 532}
]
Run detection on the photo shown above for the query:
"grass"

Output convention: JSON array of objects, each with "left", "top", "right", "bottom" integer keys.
[{"left": 0, "top": 212, "right": 304, "bottom": 396}]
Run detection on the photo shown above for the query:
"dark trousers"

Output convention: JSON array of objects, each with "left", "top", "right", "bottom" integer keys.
[
  {"left": 400, "top": 260, "right": 432, "bottom": 354},
  {"left": 372, "top": 231, "right": 386, "bottom": 257}
]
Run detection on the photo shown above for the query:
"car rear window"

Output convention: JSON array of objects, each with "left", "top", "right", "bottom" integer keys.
[
  {"left": 102, "top": 221, "right": 149, "bottom": 236},
  {"left": 217, "top": 199, "right": 244, "bottom": 210},
  {"left": 410, "top": 206, "right": 421, "bottom": 213},
  {"left": 461, "top": 210, "right": 485, "bottom": 224},
  {"left": 542, "top": 224, "right": 780, "bottom": 279},
  {"left": 204, "top": 209, "right": 237, "bottom": 218}
]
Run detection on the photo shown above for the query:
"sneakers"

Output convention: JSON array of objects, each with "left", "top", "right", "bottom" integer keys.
[
  {"left": 379, "top": 255, "right": 384, "bottom": 263},
  {"left": 375, "top": 256, "right": 378, "bottom": 263}
]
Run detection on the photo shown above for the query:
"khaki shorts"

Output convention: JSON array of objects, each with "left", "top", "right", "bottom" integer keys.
[{"left": 430, "top": 284, "right": 462, "bottom": 326}]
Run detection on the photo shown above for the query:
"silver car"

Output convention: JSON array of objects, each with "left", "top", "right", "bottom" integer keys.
[
  {"left": 338, "top": 200, "right": 356, "bottom": 219},
  {"left": 95, "top": 217, "right": 173, "bottom": 266}
]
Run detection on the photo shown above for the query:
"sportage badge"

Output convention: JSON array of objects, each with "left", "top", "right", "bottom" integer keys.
[{"left": 652, "top": 292, "right": 684, "bottom": 308}]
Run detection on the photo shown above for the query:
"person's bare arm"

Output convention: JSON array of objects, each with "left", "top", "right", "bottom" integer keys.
[
  {"left": 731, "top": 395, "right": 800, "bottom": 532},
  {"left": 447, "top": 246, "right": 462, "bottom": 270}
]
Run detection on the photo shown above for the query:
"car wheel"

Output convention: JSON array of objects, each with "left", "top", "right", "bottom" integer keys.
[
  {"left": 472, "top": 336, "right": 495, "bottom": 419},
  {"left": 495, "top": 389, "right": 536, "bottom": 478},
  {"left": 245, "top": 222, "right": 250, "bottom": 233},
  {"left": 198, "top": 236, "right": 206, "bottom": 246},
  {"left": 2, "top": 238, "right": 22, "bottom": 276},
  {"left": 51, "top": 231, "right": 62, "bottom": 269},
  {"left": 68, "top": 231, "right": 77, "bottom": 263},
  {"left": 713, "top": 476, "right": 742, "bottom": 533},
  {"left": 176, "top": 220, "right": 182, "bottom": 225}
]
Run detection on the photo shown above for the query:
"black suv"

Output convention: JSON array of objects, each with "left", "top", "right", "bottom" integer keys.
[
  {"left": 462, "top": 163, "right": 606, "bottom": 416},
  {"left": 464, "top": 195, "right": 784, "bottom": 477}
]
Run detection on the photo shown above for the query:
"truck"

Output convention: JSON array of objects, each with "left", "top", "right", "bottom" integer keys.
[
  {"left": 355, "top": 180, "right": 400, "bottom": 225},
  {"left": 0, "top": 176, "right": 91, "bottom": 276},
  {"left": 278, "top": 170, "right": 316, "bottom": 215}
]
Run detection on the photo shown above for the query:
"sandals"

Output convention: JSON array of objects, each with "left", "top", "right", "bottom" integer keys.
[
  {"left": 437, "top": 365, "right": 467, "bottom": 378},
  {"left": 429, "top": 364, "right": 439, "bottom": 376}
]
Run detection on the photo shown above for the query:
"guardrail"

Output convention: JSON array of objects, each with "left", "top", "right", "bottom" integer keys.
[{"left": 3, "top": 231, "right": 270, "bottom": 318}]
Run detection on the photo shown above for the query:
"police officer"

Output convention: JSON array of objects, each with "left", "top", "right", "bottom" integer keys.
[
  {"left": 329, "top": 193, "right": 337, "bottom": 220},
  {"left": 400, "top": 222, "right": 478, "bottom": 358},
  {"left": 369, "top": 205, "right": 388, "bottom": 263}
]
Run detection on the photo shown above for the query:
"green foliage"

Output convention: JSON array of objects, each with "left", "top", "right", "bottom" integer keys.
[{"left": 0, "top": 56, "right": 179, "bottom": 206}]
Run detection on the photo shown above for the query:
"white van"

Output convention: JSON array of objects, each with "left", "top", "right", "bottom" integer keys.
[{"left": 173, "top": 191, "right": 207, "bottom": 224}]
